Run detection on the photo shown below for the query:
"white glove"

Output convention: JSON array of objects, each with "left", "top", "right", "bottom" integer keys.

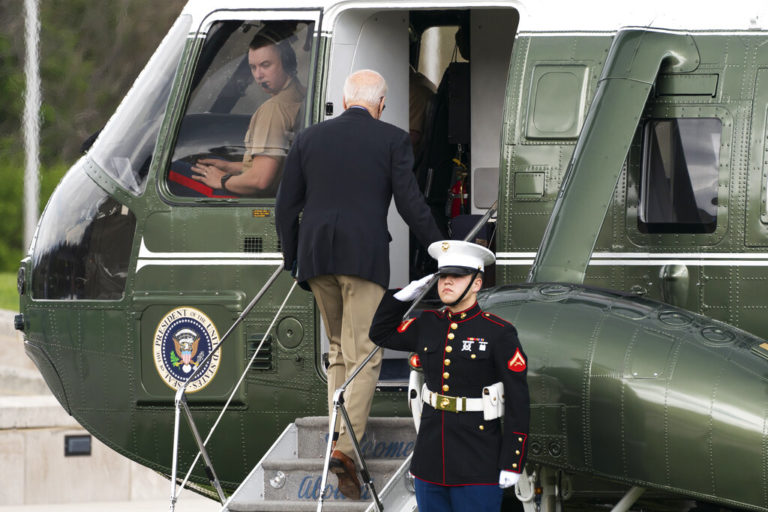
[
  {"left": 393, "top": 273, "right": 435, "bottom": 302},
  {"left": 499, "top": 470, "right": 520, "bottom": 489}
]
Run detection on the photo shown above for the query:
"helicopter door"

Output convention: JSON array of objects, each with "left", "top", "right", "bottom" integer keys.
[
  {"left": 321, "top": 9, "right": 412, "bottom": 387},
  {"left": 325, "top": 9, "right": 410, "bottom": 287},
  {"left": 623, "top": 109, "right": 728, "bottom": 321}
]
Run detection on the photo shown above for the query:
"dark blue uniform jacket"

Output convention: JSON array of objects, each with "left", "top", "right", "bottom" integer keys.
[{"left": 369, "top": 291, "right": 530, "bottom": 486}]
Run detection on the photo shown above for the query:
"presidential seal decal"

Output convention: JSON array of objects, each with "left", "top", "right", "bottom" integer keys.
[{"left": 153, "top": 307, "right": 221, "bottom": 392}]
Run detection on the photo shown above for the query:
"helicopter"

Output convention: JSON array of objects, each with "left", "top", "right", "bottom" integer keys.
[{"left": 14, "top": 0, "right": 768, "bottom": 510}]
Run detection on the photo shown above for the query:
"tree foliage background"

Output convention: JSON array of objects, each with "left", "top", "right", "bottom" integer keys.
[{"left": 0, "top": 0, "right": 185, "bottom": 272}]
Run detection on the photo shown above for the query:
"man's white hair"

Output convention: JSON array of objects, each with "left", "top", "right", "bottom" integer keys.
[{"left": 343, "top": 69, "right": 388, "bottom": 108}]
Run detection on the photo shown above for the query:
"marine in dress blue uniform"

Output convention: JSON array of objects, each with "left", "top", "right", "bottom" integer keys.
[{"left": 369, "top": 241, "right": 530, "bottom": 511}]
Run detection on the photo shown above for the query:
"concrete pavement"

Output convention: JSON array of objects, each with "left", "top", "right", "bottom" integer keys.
[{"left": 0, "top": 494, "right": 220, "bottom": 512}]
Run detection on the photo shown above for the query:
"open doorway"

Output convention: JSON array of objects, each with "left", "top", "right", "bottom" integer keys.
[
  {"left": 322, "top": 6, "right": 519, "bottom": 387},
  {"left": 408, "top": 9, "right": 518, "bottom": 287}
]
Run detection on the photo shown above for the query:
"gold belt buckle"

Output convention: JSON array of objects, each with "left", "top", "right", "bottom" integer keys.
[{"left": 436, "top": 394, "right": 458, "bottom": 413}]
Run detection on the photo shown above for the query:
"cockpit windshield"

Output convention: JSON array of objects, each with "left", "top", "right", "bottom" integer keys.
[
  {"left": 165, "top": 18, "right": 316, "bottom": 200},
  {"left": 88, "top": 14, "right": 192, "bottom": 195}
]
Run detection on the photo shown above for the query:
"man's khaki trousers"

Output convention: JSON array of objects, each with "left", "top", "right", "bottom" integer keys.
[{"left": 309, "top": 274, "right": 385, "bottom": 457}]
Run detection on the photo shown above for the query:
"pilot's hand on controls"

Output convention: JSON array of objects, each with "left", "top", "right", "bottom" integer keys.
[
  {"left": 393, "top": 273, "right": 435, "bottom": 302},
  {"left": 499, "top": 470, "right": 520, "bottom": 489},
  {"left": 197, "top": 158, "right": 238, "bottom": 174},
  {"left": 191, "top": 160, "right": 227, "bottom": 189}
]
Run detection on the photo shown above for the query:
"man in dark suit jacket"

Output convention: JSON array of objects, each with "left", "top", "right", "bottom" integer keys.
[{"left": 276, "top": 69, "right": 442, "bottom": 499}]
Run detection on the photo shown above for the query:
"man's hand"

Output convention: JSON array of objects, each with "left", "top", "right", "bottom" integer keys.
[
  {"left": 499, "top": 470, "right": 520, "bottom": 489},
  {"left": 196, "top": 158, "right": 239, "bottom": 174},
  {"left": 393, "top": 273, "right": 435, "bottom": 302},
  {"left": 191, "top": 160, "right": 228, "bottom": 189}
]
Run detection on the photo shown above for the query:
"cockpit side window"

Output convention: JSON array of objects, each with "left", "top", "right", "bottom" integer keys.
[
  {"left": 89, "top": 15, "right": 191, "bottom": 196},
  {"left": 638, "top": 118, "right": 721, "bottom": 234},
  {"left": 31, "top": 167, "right": 136, "bottom": 300},
  {"left": 166, "top": 19, "right": 315, "bottom": 200}
]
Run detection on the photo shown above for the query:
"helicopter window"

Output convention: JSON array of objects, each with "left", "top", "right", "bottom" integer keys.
[
  {"left": 638, "top": 118, "right": 721, "bottom": 234},
  {"left": 31, "top": 169, "right": 136, "bottom": 300},
  {"left": 89, "top": 15, "right": 191, "bottom": 196},
  {"left": 166, "top": 19, "right": 315, "bottom": 200}
]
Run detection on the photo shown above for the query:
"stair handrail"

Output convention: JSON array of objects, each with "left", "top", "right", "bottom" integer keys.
[
  {"left": 316, "top": 202, "right": 498, "bottom": 512},
  {"left": 169, "top": 262, "right": 295, "bottom": 512}
]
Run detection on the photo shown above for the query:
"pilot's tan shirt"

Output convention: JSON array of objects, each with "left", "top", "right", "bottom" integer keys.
[{"left": 242, "top": 77, "right": 305, "bottom": 195}]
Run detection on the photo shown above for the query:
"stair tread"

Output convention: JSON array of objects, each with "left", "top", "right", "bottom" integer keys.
[
  {"left": 227, "top": 499, "right": 371, "bottom": 511},
  {"left": 262, "top": 457, "right": 405, "bottom": 469},
  {"left": 227, "top": 417, "right": 414, "bottom": 510},
  {"left": 295, "top": 416, "right": 414, "bottom": 428}
]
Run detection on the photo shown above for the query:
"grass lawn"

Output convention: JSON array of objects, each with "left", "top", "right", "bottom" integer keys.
[{"left": 0, "top": 272, "right": 19, "bottom": 312}]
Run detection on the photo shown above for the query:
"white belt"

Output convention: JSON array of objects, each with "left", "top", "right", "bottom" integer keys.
[
  {"left": 421, "top": 382, "right": 505, "bottom": 420},
  {"left": 422, "top": 384, "right": 484, "bottom": 413}
]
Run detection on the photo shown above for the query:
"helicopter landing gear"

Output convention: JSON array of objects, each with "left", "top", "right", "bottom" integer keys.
[
  {"left": 515, "top": 465, "right": 573, "bottom": 512},
  {"left": 515, "top": 465, "right": 648, "bottom": 512}
]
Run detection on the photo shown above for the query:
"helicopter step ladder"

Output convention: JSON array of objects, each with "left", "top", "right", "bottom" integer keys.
[
  {"left": 172, "top": 206, "right": 499, "bottom": 512},
  {"left": 220, "top": 416, "right": 417, "bottom": 511}
]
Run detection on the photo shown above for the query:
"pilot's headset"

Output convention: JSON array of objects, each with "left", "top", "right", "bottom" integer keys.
[{"left": 249, "top": 25, "right": 298, "bottom": 76}]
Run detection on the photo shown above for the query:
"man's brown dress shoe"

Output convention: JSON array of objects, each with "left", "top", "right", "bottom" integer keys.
[{"left": 329, "top": 449, "right": 361, "bottom": 500}]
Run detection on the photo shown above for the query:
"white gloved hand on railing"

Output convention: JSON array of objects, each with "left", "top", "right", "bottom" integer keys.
[
  {"left": 393, "top": 273, "right": 435, "bottom": 302},
  {"left": 499, "top": 470, "right": 520, "bottom": 489}
]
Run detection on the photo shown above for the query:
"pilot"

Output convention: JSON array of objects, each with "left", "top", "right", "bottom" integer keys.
[
  {"left": 369, "top": 240, "right": 530, "bottom": 512},
  {"left": 190, "top": 28, "right": 305, "bottom": 197}
]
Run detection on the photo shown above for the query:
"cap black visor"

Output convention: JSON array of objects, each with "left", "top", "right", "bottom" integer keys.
[{"left": 436, "top": 266, "right": 479, "bottom": 276}]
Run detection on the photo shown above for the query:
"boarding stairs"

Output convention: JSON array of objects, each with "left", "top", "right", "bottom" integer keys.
[
  {"left": 220, "top": 416, "right": 417, "bottom": 511},
  {"left": 169, "top": 207, "right": 499, "bottom": 512},
  {"left": 166, "top": 265, "right": 421, "bottom": 512}
]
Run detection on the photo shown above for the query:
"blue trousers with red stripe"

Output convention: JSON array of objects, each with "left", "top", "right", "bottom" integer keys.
[{"left": 414, "top": 477, "right": 503, "bottom": 512}]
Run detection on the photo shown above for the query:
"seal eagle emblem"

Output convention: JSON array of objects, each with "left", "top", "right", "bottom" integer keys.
[{"left": 153, "top": 307, "right": 221, "bottom": 392}]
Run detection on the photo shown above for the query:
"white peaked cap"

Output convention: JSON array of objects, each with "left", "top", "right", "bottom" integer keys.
[{"left": 427, "top": 240, "right": 495, "bottom": 275}]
